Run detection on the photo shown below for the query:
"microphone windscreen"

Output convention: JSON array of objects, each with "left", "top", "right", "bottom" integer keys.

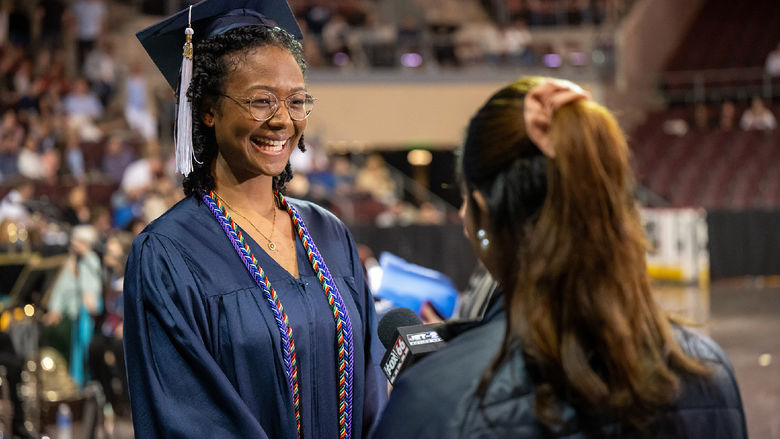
[{"left": 378, "top": 307, "right": 422, "bottom": 349}]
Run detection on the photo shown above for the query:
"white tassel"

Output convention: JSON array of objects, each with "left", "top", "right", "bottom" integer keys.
[{"left": 175, "top": 8, "right": 195, "bottom": 176}]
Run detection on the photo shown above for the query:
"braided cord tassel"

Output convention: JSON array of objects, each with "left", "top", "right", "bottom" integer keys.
[
  {"left": 278, "top": 191, "right": 355, "bottom": 439},
  {"left": 201, "top": 191, "right": 302, "bottom": 439}
]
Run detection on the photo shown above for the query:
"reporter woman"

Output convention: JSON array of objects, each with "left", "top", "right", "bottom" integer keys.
[{"left": 372, "top": 77, "right": 746, "bottom": 438}]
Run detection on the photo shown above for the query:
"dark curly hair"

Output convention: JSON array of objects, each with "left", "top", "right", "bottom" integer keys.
[{"left": 182, "top": 25, "right": 307, "bottom": 197}]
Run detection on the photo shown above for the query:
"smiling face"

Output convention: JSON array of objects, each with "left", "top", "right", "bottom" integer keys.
[{"left": 206, "top": 45, "right": 306, "bottom": 183}]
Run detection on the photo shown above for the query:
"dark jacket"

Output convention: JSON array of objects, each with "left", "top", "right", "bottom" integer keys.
[{"left": 371, "top": 301, "right": 747, "bottom": 439}]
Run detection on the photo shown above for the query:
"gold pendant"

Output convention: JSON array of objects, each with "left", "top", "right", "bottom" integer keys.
[{"left": 268, "top": 241, "right": 277, "bottom": 251}]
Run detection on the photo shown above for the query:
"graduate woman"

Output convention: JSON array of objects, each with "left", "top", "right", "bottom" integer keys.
[
  {"left": 125, "top": 1, "right": 385, "bottom": 437},
  {"left": 371, "top": 77, "right": 747, "bottom": 438}
]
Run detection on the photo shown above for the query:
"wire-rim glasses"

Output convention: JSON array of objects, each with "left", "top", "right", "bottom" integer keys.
[{"left": 221, "top": 91, "right": 317, "bottom": 122}]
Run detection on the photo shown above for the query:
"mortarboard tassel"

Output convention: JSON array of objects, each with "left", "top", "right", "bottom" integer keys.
[{"left": 175, "top": 6, "right": 195, "bottom": 176}]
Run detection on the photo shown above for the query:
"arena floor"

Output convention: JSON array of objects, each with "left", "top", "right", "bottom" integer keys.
[{"left": 709, "top": 278, "right": 780, "bottom": 439}]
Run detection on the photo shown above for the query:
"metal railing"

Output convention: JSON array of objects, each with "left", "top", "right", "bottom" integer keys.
[{"left": 659, "top": 67, "right": 779, "bottom": 104}]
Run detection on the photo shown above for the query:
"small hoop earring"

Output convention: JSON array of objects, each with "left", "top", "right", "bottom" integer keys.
[{"left": 477, "top": 229, "right": 489, "bottom": 250}]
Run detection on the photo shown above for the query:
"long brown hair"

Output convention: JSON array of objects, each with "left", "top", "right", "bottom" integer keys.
[{"left": 459, "top": 77, "right": 709, "bottom": 430}]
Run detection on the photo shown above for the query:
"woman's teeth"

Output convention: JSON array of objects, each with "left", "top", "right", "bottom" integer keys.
[{"left": 252, "top": 137, "right": 286, "bottom": 151}]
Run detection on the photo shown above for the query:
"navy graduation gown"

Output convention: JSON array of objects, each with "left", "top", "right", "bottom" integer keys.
[{"left": 124, "top": 195, "right": 386, "bottom": 438}]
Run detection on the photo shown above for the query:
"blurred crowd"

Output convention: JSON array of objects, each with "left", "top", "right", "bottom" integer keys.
[
  {"left": 662, "top": 96, "right": 777, "bottom": 136},
  {"left": 288, "top": 0, "right": 628, "bottom": 69}
]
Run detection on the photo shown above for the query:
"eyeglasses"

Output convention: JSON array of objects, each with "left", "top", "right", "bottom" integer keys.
[{"left": 220, "top": 91, "right": 317, "bottom": 122}]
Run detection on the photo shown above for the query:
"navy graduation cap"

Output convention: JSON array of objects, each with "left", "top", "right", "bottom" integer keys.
[
  {"left": 136, "top": 0, "right": 302, "bottom": 176},
  {"left": 137, "top": 0, "right": 302, "bottom": 91}
]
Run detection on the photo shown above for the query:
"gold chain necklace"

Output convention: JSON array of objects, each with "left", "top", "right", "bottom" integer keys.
[{"left": 214, "top": 192, "right": 278, "bottom": 251}]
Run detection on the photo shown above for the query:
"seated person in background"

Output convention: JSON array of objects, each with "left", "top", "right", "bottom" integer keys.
[
  {"left": 719, "top": 100, "right": 737, "bottom": 131},
  {"left": 740, "top": 96, "right": 777, "bottom": 131},
  {"left": 43, "top": 225, "right": 102, "bottom": 388},
  {"left": 89, "top": 231, "right": 131, "bottom": 417},
  {"left": 0, "top": 178, "right": 34, "bottom": 226},
  {"left": 371, "top": 77, "right": 747, "bottom": 439},
  {"left": 101, "top": 134, "right": 135, "bottom": 182},
  {"left": 63, "top": 78, "right": 104, "bottom": 141},
  {"left": 765, "top": 41, "right": 780, "bottom": 77}
]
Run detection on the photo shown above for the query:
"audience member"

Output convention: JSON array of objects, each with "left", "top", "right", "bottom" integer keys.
[
  {"left": 122, "top": 59, "right": 158, "bottom": 142},
  {"left": 322, "top": 13, "right": 353, "bottom": 66},
  {"left": 35, "top": 0, "right": 67, "bottom": 50},
  {"left": 101, "top": 134, "right": 135, "bottom": 182},
  {"left": 43, "top": 224, "right": 103, "bottom": 388},
  {"left": 765, "top": 41, "right": 780, "bottom": 77},
  {"left": 70, "top": 0, "right": 107, "bottom": 71},
  {"left": 693, "top": 102, "right": 711, "bottom": 130},
  {"left": 63, "top": 78, "right": 103, "bottom": 140},
  {"left": 119, "top": 152, "right": 163, "bottom": 197},
  {"left": 355, "top": 153, "right": 397, "bottom": 204},
  {"left": 740, "top": 96, "right": 776, "bottom": 131},
  {"left": 89, "top": 231, "right": 131, "bottom": 417},
  {"left": 63, "top": 130, "right": 87, "bottom": 181},
  {"left": 0, "top": 109, "right": 24, "bottom": 181},
  {"left": 0, "top": 109, "right": 25, "bottom": 151},
  {"left": 0, "top": 178, "right": 35, "bottom": 225},
  {"left": 63, "top": 78, "right": 102, "bottom": 119},
  {"left": 719, "top": 100, "right": 736, "bottom": 131},
  {"left": 17, "top": 135, "right": 47, "bottom": 180},
  {"left": 62, "top": 185, "right": 91, "bottom": 226},
  {"left": 12, "top": 57, "right": 33, "bottom": 97},
  {"left": 113, "top": 152, "right": 164, "bottom": 228},
  {"left": 502, "top": 19, "right": 533, "bottom": 65},
  {"left": 83, "top": 36, "right": 118, "bottom": 106}
]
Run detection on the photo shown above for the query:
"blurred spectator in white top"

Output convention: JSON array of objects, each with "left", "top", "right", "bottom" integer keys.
[
  {"left": 455, "top": 22, "right": 490, "bottom": 66},
  {"left": 17, "top": 135, "right": 46, "bottom": 180},
  {"left": 122, "top": 59, "right": 158, "bottom": 142},
  {"left": 765, "top": 41, "right": 780, "bottom": 77},
  {"left": 70, "top": 0, "right": 107, "bottom": 71},
  {"left": 482, "top": 23, "right": 504, "bottom": 66},
  {"left": 740, "top": 96, "right": 776, "bottom": 131},
  {"left": 502, "top": 19, "right": 533, "bottom": 66},
  {"left": 120, "top": 152, "right": 164, "bottom": 197},
  {"left": 0, "top": 178, "right": 34, "bottom": 225},
  {"left": 22, "top": 115, "right": 60, "bottom": 182},
  {"left": 12, "top": 58, "right": 33, "bottom": 98},
  {"left": 113, "top": 151, "right": 164, "bottom": 229}
]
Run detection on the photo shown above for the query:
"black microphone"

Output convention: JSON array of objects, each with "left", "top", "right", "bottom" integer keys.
[{"left": 378, "top": 307, "right": 447, "bottom": 385}]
